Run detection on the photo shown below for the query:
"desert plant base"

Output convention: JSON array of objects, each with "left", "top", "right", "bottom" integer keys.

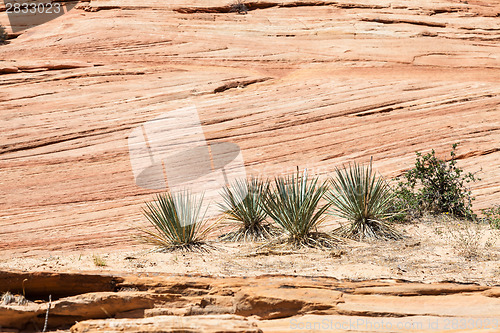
[
  {"left": 261, "top": 231, "right": 343, "bottom": 250},
  {"left": 334, "top": 220, "right": 403, "bottom": 241},
  {"left": 140, "top": 239, "right": 215, "bottom": 253},
  {"left": 219, "top": 223, "right": 279, "bottom": 242}
]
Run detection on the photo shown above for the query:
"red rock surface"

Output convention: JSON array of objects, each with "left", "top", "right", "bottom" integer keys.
[
  {"left": 0, "top": 0, "right": 499, "bottom": 257},
  {"left": 1, "top": 271, "right": 500, "bottom": 331}
]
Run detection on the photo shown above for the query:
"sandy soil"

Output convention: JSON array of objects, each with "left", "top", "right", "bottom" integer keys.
[{"left": 3, "top": 216, "right": 498, "bottom": 285}]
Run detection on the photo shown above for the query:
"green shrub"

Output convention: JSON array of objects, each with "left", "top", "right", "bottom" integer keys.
[
  {"left": 388, "top": 183, "right": 420, "bottom": 222},
  {"left": 263, "top": 169, "right": 337, "bottom": 248},
  {"left": 328, "top": 161, "right": 401, "bottom": 240},
  {"left": 219, "top": 177, "right": 275, "bottom": 241},
  {"left": 393, "top": 144, "right": 478, "bottom": 220},
  {"left": 140, "top": 191, "right": 212, "bottom": 252},
  {"left": 481, "top": 205, "right": 500, "bottom": 229}
]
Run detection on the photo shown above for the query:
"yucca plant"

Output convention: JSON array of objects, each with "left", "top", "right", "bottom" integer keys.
[
  {"left": 140, "top": 191, "right": 213, "bottom": 252},
  {"left": 263, "top": 169, "right": 338, "bottom": 248},
  {"left": 218, "top": 177, "right": 275, "bottom": 241},
  {"left": 328, "top": 161, "right": 402, "bottom": 240}
]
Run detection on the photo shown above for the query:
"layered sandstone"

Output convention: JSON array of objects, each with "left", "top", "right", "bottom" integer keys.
[
  {"left": 0, "top": 0, "right": 499, "bottom": 257},
  {"left": 1, "top": 271, "right": 500, "bottom": 331}
]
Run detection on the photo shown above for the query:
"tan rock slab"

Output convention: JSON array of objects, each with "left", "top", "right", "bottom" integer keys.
[{"left": 70, "top": 314, "right": 262, "bottom": 333}]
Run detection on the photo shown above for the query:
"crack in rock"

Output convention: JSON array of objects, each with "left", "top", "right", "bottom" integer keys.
[
  {"left": 213, "top": 77, "right": 271, "bottom": 93},
  {"left": 174, "top": 1, "right": 387, "bottom": 14},
  {"left": 361, "top": 17, "right": 447, "bottom": 28}
]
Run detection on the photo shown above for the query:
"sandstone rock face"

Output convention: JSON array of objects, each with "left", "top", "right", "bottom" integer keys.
[
  {"left": 0, "top": 303, "right": 42, "bottom": 330},
  {"left": 1, "top": 271, "right": 499, "bottom": 332},
  {"left": 0, "top": 271, "right": 121, "bottom": 299},
  {"left": 71, "top": 315, "right": 263, "bottom": 333},
  {"left": 0, "top": 0, "right": 499, "bottom": 257}
]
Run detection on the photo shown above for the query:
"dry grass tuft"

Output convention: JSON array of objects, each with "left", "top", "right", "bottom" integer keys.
[
  {"left": 92, "top": 254, "right": 107, "bottom": 267},
  {"left": 1, "top": 291, "right": 28, "bottom": 306},
  {"left": 441, "top": 215, "right": 498, "bottom": 260}
]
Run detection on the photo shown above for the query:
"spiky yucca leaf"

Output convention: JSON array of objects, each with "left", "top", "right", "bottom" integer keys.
[
  {"left": 263, "top": 170, "right": 338, "bottom": 248},
  {"left": 218, "top": 177, "right": 275, "bottom": 241},
  {"left": 328, "top": 161, "right": 402, "bottom": 240},
  {"left": 140, "top": 191, "right": 212, "bottom": 252}
]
